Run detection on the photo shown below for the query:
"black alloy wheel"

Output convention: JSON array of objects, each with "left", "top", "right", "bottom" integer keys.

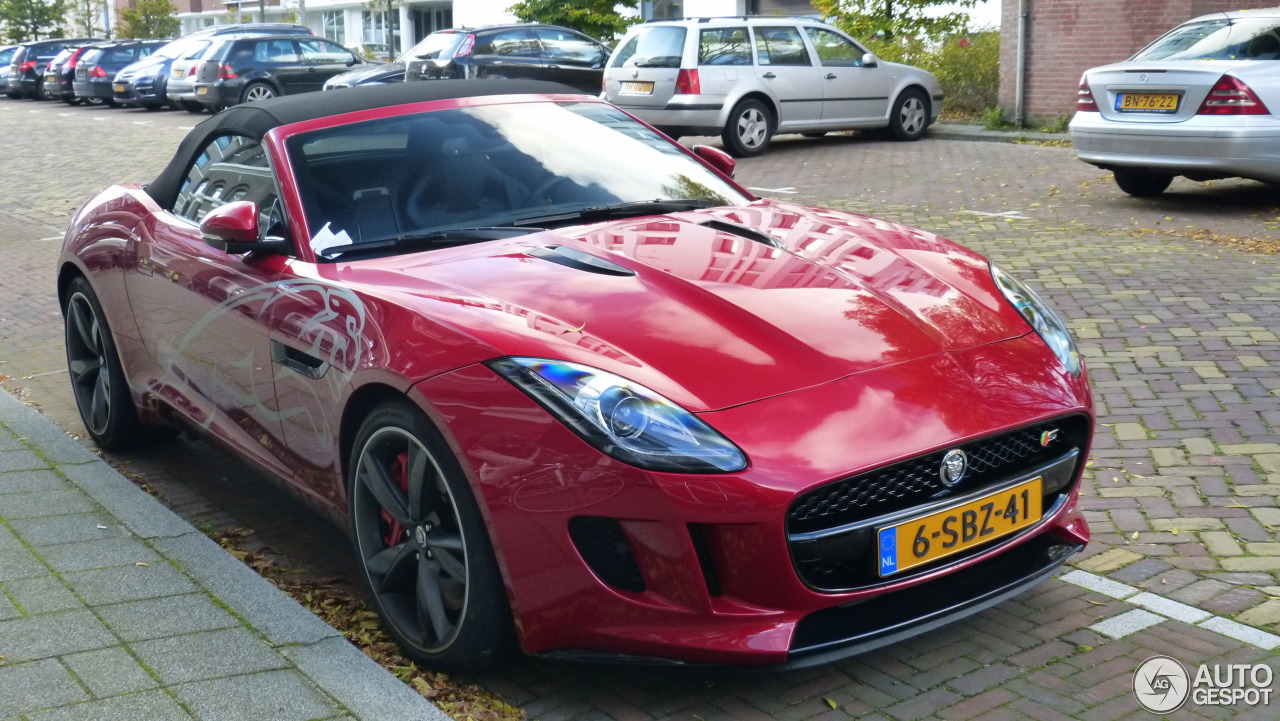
[
  {"left": 63, "top": 277, "right": 145, "bottom": 449},
  {"left": 349, "top": 401, "right": 514, "bottom": 673}
]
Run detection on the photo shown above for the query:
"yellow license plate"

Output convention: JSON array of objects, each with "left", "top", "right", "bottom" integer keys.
[
  {"left": 620, "top": 81, "right": 654, "bottom": 95},
  {"left": 1117, "top": 93, "right": 1179, "bottom": 112},
  {"left": 46, "top": 75, "right": 57, "bottom": 83},
  {"left": 113, "top": 84, "right": 126, "bottom": 92},
  {"left": 196, "top": 87, "right": 208, "bottom": 95},
  {"left": 877, "top": 477, "right": 1042, "bottom": 576}
]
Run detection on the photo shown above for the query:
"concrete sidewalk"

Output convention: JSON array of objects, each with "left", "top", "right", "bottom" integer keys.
[{"left": 0, "top": 389, "right": 446, "bottom": 721}]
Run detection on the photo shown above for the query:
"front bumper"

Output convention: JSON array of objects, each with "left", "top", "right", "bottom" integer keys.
[
  {"left": 1070, "top": 112, "right": 1280, "bottom": 182},
  {"left": 415, "top": 334, "right": 1093, "bottom": 665}
]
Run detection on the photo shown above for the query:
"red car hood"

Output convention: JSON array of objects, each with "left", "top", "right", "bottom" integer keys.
[{"left": 340, "top": 200, "right": 1031, "bottom": 412}]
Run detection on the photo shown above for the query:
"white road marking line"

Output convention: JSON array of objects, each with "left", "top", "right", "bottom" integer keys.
[
  {"left": 748, "top": 186, "right": 797, "bottom": 194},
  {"left": 962, "top": 209, "right": 1029, "bottom": 219},
  {"left": 1089, "top": 609, "right": 1165, "bottom": 639},
  {"left": 1062, "top": 569, "right": 1280, "bottom": 649}
]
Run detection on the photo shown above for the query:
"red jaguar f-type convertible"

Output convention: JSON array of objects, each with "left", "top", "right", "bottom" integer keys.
[{"left": 58, "top": 80, "right": 1092, "bottom": 672}]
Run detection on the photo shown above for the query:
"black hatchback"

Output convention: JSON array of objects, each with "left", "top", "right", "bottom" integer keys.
[
  {"left": 8, "top": 38, "right": 100, "bottom": 99},
  {"left": 191, "top": 35, "right": 366, "bottom": 109},
  {"left": 402, "top": 25, "right": 610, "bottom": 93},
  {"left": 73, "top": 40, "right": 167, "bottom": 106}
]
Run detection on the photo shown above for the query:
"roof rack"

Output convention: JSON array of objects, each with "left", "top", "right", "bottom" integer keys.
[{"left": 643, "top": 15, "right": 829, "bottom": 24}]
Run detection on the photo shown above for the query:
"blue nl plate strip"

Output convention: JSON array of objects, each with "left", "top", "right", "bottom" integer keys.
[{"left": 878, "top": 526, "right": 898, "bottom": 576}]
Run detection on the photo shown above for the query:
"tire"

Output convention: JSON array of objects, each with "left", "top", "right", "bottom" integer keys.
[
  {"left": 888, "top": 89, "right": 930, "bottom": 141},
  {"left": 141, "top": 101, "right": 165, "bottom": 111},
  {"left": 1113, "top": 169, "right": 1174, "bottom": 197},
  {"left": 241, "top": 81, "right": 276, "bottom": 104},
  {"left": 179, "top": 100, "right": 205, "bottom": 114},
  {"left": 62, "top": 96, "right": 81, "bottom": 106},
  {"left": 721, "top": 98, "right": 774, "bottom": 158},
  {"left": 36, "top": 81, "right": 53, "bottom": 101},
  {"left": 348, "top": 400, "right": 515, "bottom": 674},
  {"left": 64, "top": 277, "right": 147, "bottom": 450},
  {"left": 101, "top": 97, "right": 117, "bottom": 108},
  {"left": 83, "top": 96, "right": 105, "bottom": 106}
]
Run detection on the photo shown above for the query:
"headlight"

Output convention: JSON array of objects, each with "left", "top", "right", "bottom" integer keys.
[
  {"left": 991, "top": 264, "right": 1082, "bottom": 376},
  {"left": 489, "top": 357, "right": 747, "bottom": 473}
]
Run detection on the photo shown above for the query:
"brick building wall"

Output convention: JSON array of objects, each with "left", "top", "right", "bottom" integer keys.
[{"left": 998, "top": 0, "right": 1275, "bottom": 124}]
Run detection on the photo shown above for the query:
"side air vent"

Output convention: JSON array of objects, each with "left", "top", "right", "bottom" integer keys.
[
  {"left": 526, "top": 245, "right": 636, "bottom": 276},
  {"left": 569, "top": 516, "right": 646, "bottom": 592},
  {"left": 688, "top": 524, "right": 723, "bottom": 597}
]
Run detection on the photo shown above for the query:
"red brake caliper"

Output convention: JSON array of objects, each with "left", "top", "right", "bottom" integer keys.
[{"left": 380, "top": 451, "right": 411, "bottom": 546}]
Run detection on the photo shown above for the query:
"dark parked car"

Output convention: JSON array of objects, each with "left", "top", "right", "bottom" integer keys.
[
  {"left": 41, "top": 46, "right": 92, "bottom": 103},
  {"left": 114, "top": 23, "right": 313, "bottom": 110},
  {"left": 73, "top": 40, "right": 167, "bottom": 106},
  {"left": 191, "top": 34, "right": 366, "bottom": 108},
  {"left": 8, "top": 38, "right": 99, "bottom": 99},
  {"left": 401, "top": 25, "right": 610, "bottom": 93}
]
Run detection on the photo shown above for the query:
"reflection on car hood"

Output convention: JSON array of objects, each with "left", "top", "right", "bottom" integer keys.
[
  {"left": 344, "top": 200, "right": 1031, "bottom": 411},
  {"left": 326, "top": 62, "right": 405, "bottom": 86}
]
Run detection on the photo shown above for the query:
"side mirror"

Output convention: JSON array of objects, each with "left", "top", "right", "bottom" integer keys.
[
  {"left": 693, "top": 145, "right": 736, "bottom": 178},
  {"left": 861, "top": 52, "right": 878, "bottom": 68},
  {"left": 200, "top": 201, "right": 289, "bottom": 255}
]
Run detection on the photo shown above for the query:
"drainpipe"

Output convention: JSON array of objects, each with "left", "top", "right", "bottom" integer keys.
[{"left": 1014, "top": 0, "right": 1030, "bottom": 128}]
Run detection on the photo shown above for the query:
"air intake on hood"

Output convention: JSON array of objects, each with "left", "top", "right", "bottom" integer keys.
[
  {"left": 696, "top": 218, "right": 785, "bottom": 249},
  {"left": 526, "top": 245, "right": 636, "bottom": 276}
]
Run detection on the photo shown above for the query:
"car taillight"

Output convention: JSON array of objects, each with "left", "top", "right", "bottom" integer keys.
[
  {"left": 18, "top": 60, "right": 36, "bottom": 72},
  {"left": 1197, "top": 75, "right": 1270, "bottom": 115},
  {"left": 187, "top": 65, "right": 198, "bottom": 77},
  {"left": 455, "top": 33, "right": 475, "bottom": 57},
  {"left": 218, "top": 64, "right": 238, "bottom": 79},
  {"left": 89, "top": 65, "right": 106, "bottom": 78},
  {"left": 675, "top": 68, "right": 700, "bottom": 95},
  {"left": 1076, "top": 76, "right": 1098, "bottom": 112}
]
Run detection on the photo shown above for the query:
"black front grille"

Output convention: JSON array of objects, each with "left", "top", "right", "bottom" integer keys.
[{"left": 788, "top": 416, "right": 1090, "bottom": 535}]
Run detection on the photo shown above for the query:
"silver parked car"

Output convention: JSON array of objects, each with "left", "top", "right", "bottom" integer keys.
[
  {"left": 602, "top": 17, "right": 942, "bottom": 157},
  {"left": 1070, "top": 8, "right": 1280, "bottom": 196}
]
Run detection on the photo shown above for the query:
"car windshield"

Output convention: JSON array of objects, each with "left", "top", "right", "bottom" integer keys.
[
  {"left": 154, "top": 37, "right": 196, "bottom": 59},
  {"left": 400, "top": 32, "right": 466, "bottom": 61},
  {"left": 611, "top": 26, "right": 687, "bottom": 68},
  {"left": 285, "top": 100, "right": 748, "bottom": 260},
  {"left": 1132, "top": 17, "right": 1280, "bottom": 61}
]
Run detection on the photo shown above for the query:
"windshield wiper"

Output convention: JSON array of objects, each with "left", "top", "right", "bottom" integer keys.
[
  {"left": 317, "top": 226, "right": 540, "bottom": 259},
  {"left": 509, "top": 199, "right": 719, "bottom": 227}
]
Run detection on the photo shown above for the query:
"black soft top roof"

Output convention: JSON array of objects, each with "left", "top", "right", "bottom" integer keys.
[{"left": 145, "top": 79, "right": 582, "bottom": 208}]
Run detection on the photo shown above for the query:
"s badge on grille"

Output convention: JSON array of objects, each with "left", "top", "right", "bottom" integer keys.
[
  {"left": 940, "top": 449, "right": 967, "bottom": 487},
  {"left": 1040, "top": 429, "right": 1060, "bottom": 447}
]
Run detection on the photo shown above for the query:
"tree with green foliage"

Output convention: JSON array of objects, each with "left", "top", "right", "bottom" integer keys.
[
  {"left": 812, "top": 0, "right": 982, "bottom": 41},
  {"left": 0, "top": 0, "right": 69, "bottom": 42},
  {"left": 68, "top": 0, "right": 108, "bottom": 38},
  {"left": 507, "top": 0, "right": 637, "bottom": 44},
  {"left": 116, "top": 0, "right": 179, "bottom": 39}
]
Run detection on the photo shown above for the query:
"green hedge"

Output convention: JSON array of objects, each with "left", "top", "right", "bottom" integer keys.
[{"left": 864, "top": 30, "right": 1000, "bottom": 118}]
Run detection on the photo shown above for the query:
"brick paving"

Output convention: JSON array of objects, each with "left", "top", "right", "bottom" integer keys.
[{"left": 0, "top": 98, "right": 1278, "bottom": 719}]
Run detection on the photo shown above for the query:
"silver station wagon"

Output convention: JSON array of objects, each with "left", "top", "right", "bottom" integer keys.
[
  {"left": 1070, "top": 7, "right": 1280, "bottom": 196},
  {"left": 603, "top": 16, "right": 942, "bottom": 157}
]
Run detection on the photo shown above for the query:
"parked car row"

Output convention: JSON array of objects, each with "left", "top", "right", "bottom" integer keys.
[{"left": 323, "top": 18, "right": 943, "bottom": 157}]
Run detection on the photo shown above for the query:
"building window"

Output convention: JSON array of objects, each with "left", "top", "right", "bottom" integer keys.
[
  {"left": 323, "top": 10, "right": 345, "bottom": 45},
  {"left": 645, "top": 1, "right": 682, "bottom": 20},
  {"left": 362, "top": 10, "right": 401, "bottom": 47}
]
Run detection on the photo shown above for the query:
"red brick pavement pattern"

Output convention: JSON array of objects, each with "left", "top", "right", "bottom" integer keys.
[{"left": 1, "top": 101, "right": 1278, "bottom": 720}]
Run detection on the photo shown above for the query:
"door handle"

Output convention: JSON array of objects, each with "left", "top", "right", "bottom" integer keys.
[
  {"left": 825, "top": 73, "right": 838, "bottom": 80},
  {"left": 547, "top": 64, "right": 561, "bottom": 69},
  {"left": 762, "top": 71, "right": 776, "bottom": 79}
]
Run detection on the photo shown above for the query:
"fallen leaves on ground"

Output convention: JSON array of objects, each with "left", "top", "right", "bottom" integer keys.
[
  {"left": 1136, "top": 226, "right": 1280, "bottom": 255},
  {"left": 211, "top": 528, "right": 523, "bottom": 721}
]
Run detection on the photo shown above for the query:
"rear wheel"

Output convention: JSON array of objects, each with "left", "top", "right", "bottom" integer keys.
[
  {"left": 141, "top": 101, "right": 165, "bottom": 111},
  {"left": 179, "top": 100, "right": 205, "bottom": 113},
  {"left": 241, "top": 81, "right": 276, "bottom": 104},
  {"left": 721, "top": 98, "right": 774, "bottom": 158},
  {"left": 62, "top": 96, "right": 81, "bottom": 106},
  {"left": 349, "top": 401, "right": 515, "bottom": 674},
  {"left": 1113, "top": 169, "right": 1174, "bottom": 197},
  {"left": 64, "top": 277, "right": 147, "bottom": 450},
  {"left": 36, "top": 81, "right": 53, "bottom": 100},
  {"left": 887, "top": 89, "right": 930, "bottom": 141}
]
